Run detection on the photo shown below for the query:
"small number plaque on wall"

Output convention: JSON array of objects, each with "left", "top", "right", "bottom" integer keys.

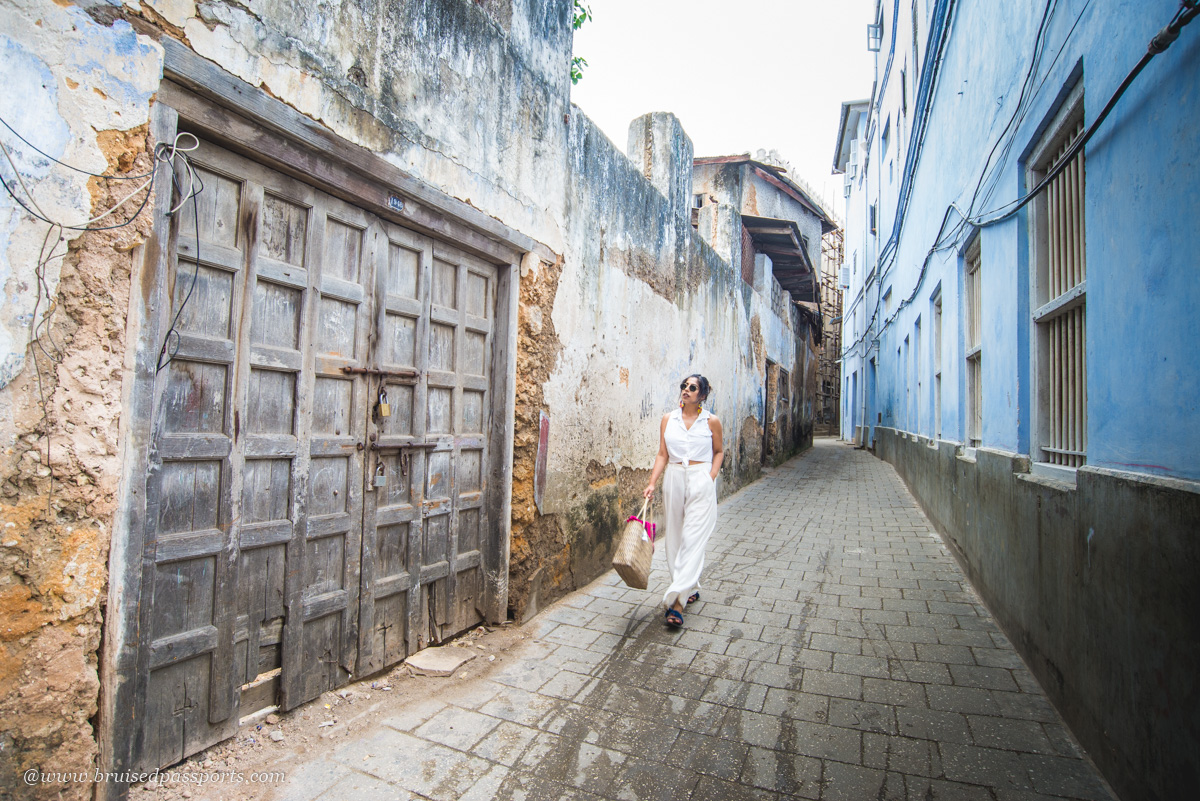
[{"left": 388, "top": 195, "right": 405, "bottom": 212}]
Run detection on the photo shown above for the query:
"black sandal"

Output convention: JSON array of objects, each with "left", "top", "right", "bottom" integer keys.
[
  {"left": 686, "top": 592, "right": 700, "bottom": 606},
  {"left": 665, "top": 608, "right": 684, "bottom": 628}
]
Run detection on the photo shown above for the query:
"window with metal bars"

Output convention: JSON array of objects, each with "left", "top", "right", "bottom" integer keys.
[
  {"left": 964, "top": 237, "right": 982, "bottom": 447},
  {"left": 1028, "top": 82, "right": 1086, "bottom": 469}
]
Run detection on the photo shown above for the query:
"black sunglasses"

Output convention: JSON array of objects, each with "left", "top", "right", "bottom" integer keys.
[{"left": 681, "top": 382, "right": 700, "bottom": 391}]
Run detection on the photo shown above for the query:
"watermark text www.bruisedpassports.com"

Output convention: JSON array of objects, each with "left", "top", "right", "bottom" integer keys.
[{"left": 24, "top": 768, "right": 287, "bottom": 786}]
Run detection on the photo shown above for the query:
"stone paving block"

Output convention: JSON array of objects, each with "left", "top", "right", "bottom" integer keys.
[
  {"left": 608, "top": 758, "right": 700, "bottom": 801},
  {"left": 478, "top": 686, "right": 561, "bottom": 728},
  {"left": 926, "top": 684, "right": 1001, "bottom": 716},
  {"left": 445, "top": 678, "right": 505, "bottom": 710},
  {"left": 991, "top": 690, "right": 1060, "bottom": 723},
  {"left": 863, "top": 731, "right": 942, "bottom": 776},
  {"left": 275, "top": 757, "right": 353, "bottom": 801},
  {"left": 966, "top": 715, "right": 1057, "bottom": 754},
  {"left": 784, "top": 719, "right": 864, "bottom": 763},
  {"left": 1022, "top": 753, "right": 1117, "bottom": 800},
  {"left": 861, "top": 676, "right": 927, "bottom": 708},
  {"left": 809, "top": 632, "right": 863, "bottom": 655},
  {"left": 639, "top": 667, "right": 710, "bottom": 701},
  {"left": 470, "top": 720, "right": 541, "bottom": 766},
  {"left": 717, "top": 709, "right": 784, "bottom": 749},
  {"left": 949, "top": 663, "right": 1020, "bottom": 691},
  {"left": 545, "top": 623, "right": 605, "bottom": 648},
  {"left": 457, "top": 763, "right": 510, "bottom": 801},
  {"left": 828, "top": 697, "right": 899, "bottom": 735},
  {"left": 535, "top": 740, "right": 628, "bottom": 794},
  {"left": 667, "top": 729, "right": 752, "bottom": 781},
  {"left": 779, "top": 644, "right": 834, "bottom": 671},
  {"left": 314, "top": 772, "right": 417, "bottom": 801},
  {"left": 692, "top": 774, "right": 786, "bottom": 801},
  {"left": 412, "top": 705, "right": 501, "bottom": 752},
  {"left": 832, "top": 652, "right": 891, "bottom": 679},
  {"left": 915, "top": 642, "right": 976, "bottom": 665},
  {"left": 762, "top": 687, "right": 830, "bottom": 723},
  {"left": 673, "top": 629, "right": 728, "bottom": 654},
  {"left": 864, "top": 638, "right": 917, "bottom": 661},
  {"left": 591, "top": 713, "right": 683, "bottom": 761},
  {"left": 940, "top": 742, "right": 1035, "bottom": 792},
  {"left": 691, "top": 647, "right": 744, "bottom": 681},
  {"left": 660, "top": 694, "right": 730, "bottom": 738},
  {"left": 702, "top": 676, "right": 768, "bottom": 711},
  {"left": 739, "top": 746, "right": 822, "bottom": 798},
  {"left": 937, "top": 628, "right": 998, "bottom": 648},
  {"left": 820, "top": 760, "right": 889, "bottom": 801},
  {"left": 890, "top": 659, "right": 952, "bottom": 685},
  {"left": 379, "top": 696, "right": 448, "bottom": 732},
  {"left": 491, "top": 658, "right": 560, "bottom": 692},
  {"left": 536, "top": 669, "right": 594, "bottom": 701},
  {"left": 339, "top": 727, "right": 492, "bottom": 800},
  {"left": 903, "top": 776, "right": 997, "bottom": 800},
  {"left": 802, "top": 669, "right": 863, "bottom": 700},
  {"left": 895, "top": 708, "right": 974, "bottom": 744},
  {"left": 724, "top": 638, "right": 782, "bottom": 663}
]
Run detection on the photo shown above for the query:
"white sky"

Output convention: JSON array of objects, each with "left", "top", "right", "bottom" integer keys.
[{"left": 569, "top": 0, "right": 876, "bottom": 217}]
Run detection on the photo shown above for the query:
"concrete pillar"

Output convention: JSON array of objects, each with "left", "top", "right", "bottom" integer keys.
[
  {"left": 754, "top": 252, "right": 773, "bottom": 295},
  {"left": 626, "top": 112, "right": 694, "bottom": 224}
]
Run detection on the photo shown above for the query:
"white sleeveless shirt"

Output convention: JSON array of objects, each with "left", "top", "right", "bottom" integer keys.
[{"left": 664, "top": 408, "right": 714, "bottom": 463}]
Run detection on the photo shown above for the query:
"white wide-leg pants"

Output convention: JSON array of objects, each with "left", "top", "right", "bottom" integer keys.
[{"left": 662, "top": 461, "right": 717, "bottom": 609}]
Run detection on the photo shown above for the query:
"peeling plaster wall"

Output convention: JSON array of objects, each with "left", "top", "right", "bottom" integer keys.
[
  {"left": 0, "top": 1, "right": 162, "bottom": 795},
  {"left": 511, "top": 113, "right": 814, "bottom": 619},
  {"left": 148, "top": 0, "right": 573, "bottom": 252}
]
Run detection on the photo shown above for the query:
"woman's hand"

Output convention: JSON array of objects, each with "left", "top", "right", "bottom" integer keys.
[{"left": 642, "top": 483, "right": 655, "bottom": 499}]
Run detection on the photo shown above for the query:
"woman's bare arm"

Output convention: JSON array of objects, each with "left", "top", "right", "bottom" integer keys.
[{"left": 708, "top": 415, "right": 724, "bottom": 481}]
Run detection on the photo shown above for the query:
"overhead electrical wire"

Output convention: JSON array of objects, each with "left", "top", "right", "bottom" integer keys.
[{"left": 0, "top": 116, "right": 205, "bottom": 503}]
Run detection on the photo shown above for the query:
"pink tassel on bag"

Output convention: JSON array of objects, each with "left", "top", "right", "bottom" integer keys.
[{"left": 625, "top": 514, "right": 656, "bottom": 542}]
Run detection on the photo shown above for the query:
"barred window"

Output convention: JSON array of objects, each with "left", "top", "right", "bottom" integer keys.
[
  {"left": 964, "top": 238, "right": 982, "bottom": 448},
  {"left": 1028, "top": 82, "right": 1086, "bottom": 468}
]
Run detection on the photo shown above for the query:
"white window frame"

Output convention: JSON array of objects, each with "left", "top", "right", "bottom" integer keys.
[
  {"left": 1027, "top": 81, "right": 1086, "bottom": 475},
  {"left": 964, "top": 236, "right": 982, "bottom": 448},
  {"left": 932, "top": 290, "right": 943, "bottom": 440}
]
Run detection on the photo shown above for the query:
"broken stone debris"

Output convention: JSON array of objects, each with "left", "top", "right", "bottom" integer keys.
[{"left": 403, "top": 645, "right": 478, "bottom": 677}]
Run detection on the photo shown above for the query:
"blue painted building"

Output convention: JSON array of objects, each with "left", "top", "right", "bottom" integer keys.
[{"left": 834, "top": 1, "right": 1200, "bottom": 799}]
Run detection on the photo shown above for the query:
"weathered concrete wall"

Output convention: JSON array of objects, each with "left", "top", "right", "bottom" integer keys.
[
  {"left": 0, "top": 1, "right": 162, "bottom": 795},
  {"left": 875, "top": 428, "right": 1200, "bottom": 801},
  {"left": 512, "top": 111, "right": 813, "bottom": 619}
]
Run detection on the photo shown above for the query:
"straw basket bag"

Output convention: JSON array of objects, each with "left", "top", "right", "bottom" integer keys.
[{"left": 612, "top": 497, "right": 657, "bottom": 589}]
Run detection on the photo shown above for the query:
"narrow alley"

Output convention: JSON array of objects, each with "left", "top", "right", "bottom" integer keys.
[{"left": 177, "top": 439, "right": 1113, "bottom": 801}]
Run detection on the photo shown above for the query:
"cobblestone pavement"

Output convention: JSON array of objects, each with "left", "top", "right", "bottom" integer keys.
[{"left": 279, "top": 439, "right": 1115, "bottom": 801}]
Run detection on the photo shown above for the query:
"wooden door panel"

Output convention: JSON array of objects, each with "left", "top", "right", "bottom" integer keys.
[
  {"left": 135, "top": 133, "right": 507, "bottom": 771},
  {"left": 136, "top": 148, "right": 247, "bottom": 771}
]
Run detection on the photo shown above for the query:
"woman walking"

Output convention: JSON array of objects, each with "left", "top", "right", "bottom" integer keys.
[{"left": 643, "top": 374, "right": 724, "bottom": 628}]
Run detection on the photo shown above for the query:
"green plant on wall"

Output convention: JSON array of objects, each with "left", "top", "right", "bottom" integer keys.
[{"left": 571, "top": 1, "right": 592, "bottom": 84}]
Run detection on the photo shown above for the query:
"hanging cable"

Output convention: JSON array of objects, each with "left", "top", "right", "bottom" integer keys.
[
  {"left": 0, "top": 121, "right": 204, "bottom": 502},
  {"left": 972, "top": 0, "right": 1199, "bottom": 227}
]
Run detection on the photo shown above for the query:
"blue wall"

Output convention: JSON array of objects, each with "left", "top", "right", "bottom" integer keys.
[{"left": 847, "top": 0, "right": 1200, "bottom": 481}]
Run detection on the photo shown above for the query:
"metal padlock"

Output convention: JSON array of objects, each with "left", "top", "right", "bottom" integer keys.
[
  {"left": 378, "top": 390, "right": 391, "bottom": 418},
  {"left": 373, "top": 462, "right": 386, "bottom": 488}
]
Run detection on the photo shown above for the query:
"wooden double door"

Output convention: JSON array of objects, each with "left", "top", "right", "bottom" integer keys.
[{"left": 135, "top": 137, "right": 498, "bottom": 769}]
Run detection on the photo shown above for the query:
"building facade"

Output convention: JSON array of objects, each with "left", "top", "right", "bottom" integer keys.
[{"left": 834, "top": 2, "right": 1200, "bottom": 800}]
